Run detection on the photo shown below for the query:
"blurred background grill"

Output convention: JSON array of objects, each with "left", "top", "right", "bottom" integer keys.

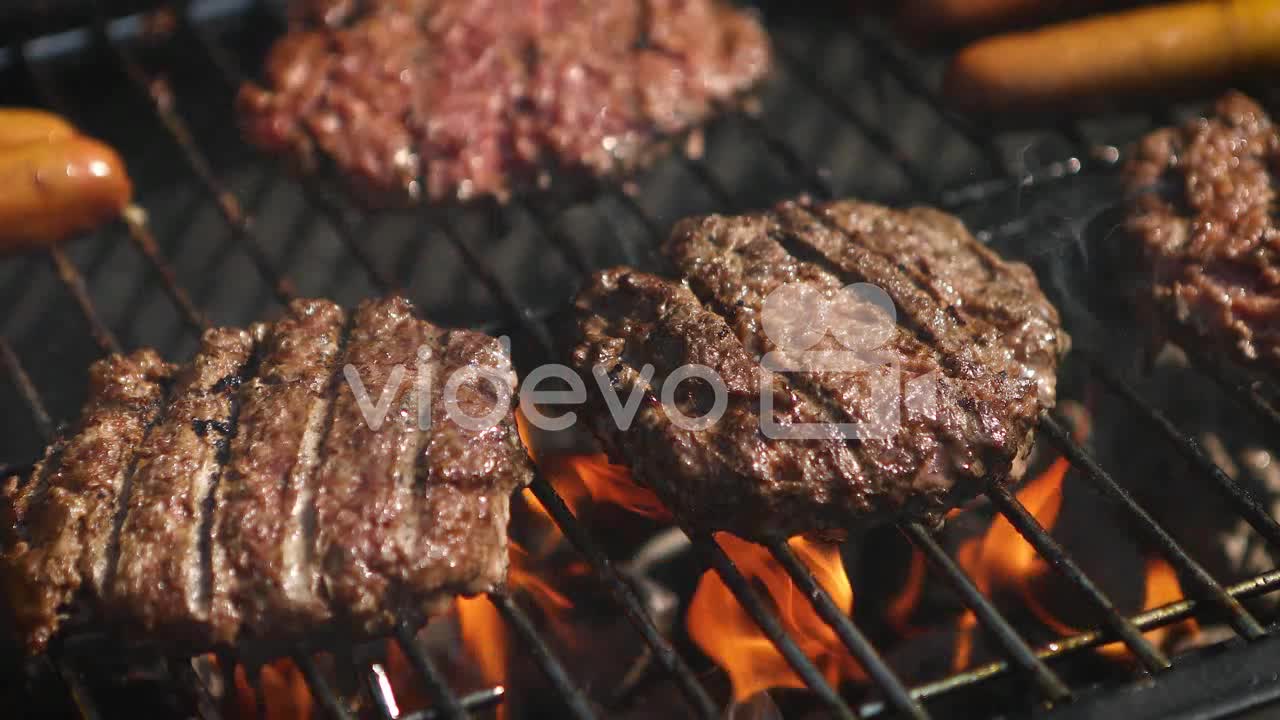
[{"left": 5, "top": 1, "right": 1280, "bottom": 719}]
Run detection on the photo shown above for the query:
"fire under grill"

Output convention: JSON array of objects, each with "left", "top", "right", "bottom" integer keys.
[{"left": 5, "top": 2, "right": 1280, "bottom": 719}]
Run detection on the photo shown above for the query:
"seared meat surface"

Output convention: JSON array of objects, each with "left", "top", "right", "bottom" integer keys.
[
  {"left": 569, "top": 199, "right": 1068, "bottom": 540},
  {"left": 239, "top": 0, "right": 770, "bottom": 206},
  {"left": 1125, "top": 91, "right": 1280, "bottom": 373},
  {"left": 1, "top": 297, "right": 531, "bottom": 655}
]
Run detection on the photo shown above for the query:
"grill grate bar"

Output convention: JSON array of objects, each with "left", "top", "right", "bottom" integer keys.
[
  {"left": 769, "top": 42, "right": 937, "bottom": 197},
  {"left": 47, "top": 247, "right": 123, "bottom": 355},
  {"left": 732, "top": 108, "right": 834, "bottom": 200},
  {"left": 13, "top": 42, "right": 211, "bottom": 341},
  {"left": 429, "top": 213, "right": 557, "bottom": 356},
  {"left": 843, "top": 24, "right": 1001, "bottom": 169},
  {"left": 984, "top": 484, "right": 1171, "bottom": 671},
  {"left": 901, "top": 521, "right": 1072, "bottom": 704},
  {"left": 1084, "top": 353, "right": 1280, "bottom": 550},
  {"left": 56, "top": 656, "right": 103, "bottom": 720},
  {"left": 294, "top": 652, "right": 356, "bottom": 720},
  {"left": 526, "top": 474, "right": 721, "bottom": 720},
  {"left": 392, "top": 622, "right": 469, "bottom": 720},
  {"left": 860, "top": 568, "right": 1280, "bottom": 717},
  {"left": 691, "top": 534, "right": 858, "bottom": 720},
  {"left": 176, "top": 655, "right": 224, "bottom": 720},
  {"left": 489, "top": 592, "right": 598, "bottom": 720},
  {"left": 1, "top": 335, "right": 55, "bottom": 439},
  {"left": 365, "top": 663, "right": 400, "bottom": 720},
  {"left": 515, "top": 198, "right": 593, "bottom": 277},
  {"left": 767, "top": 539, "right": 929, "bottom": 720},
  {"left": 403, "top": 686, "right": 509, "bottom": 720},
  {"left": 120, "top": 210, "right": 210, "bottom": 331},
  {"left": 174, "top": 9, "right": 403, "bottom": 298},
  {"left": 1040, "top": 414, "right": 1267, "bottom": 640},
  {"left": 1187, "top": 345, "right": 1280, "bottom": 436},
  {"left": 297, "top": 179, "right": 401, "bottom": 296},
  {"left": 92, "top": 22, "right": 297, "bottom": 305}
]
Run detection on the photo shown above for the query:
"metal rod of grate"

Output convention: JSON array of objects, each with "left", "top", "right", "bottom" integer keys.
[
  {"left": 1040, "top": 415, "right": 1266, "bottom": 640},
  {"left": 860, "top": 568, "right": 1280, "bottom": 718}
]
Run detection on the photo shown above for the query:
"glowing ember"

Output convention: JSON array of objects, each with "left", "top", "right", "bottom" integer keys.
[{"left": 688, "top": 533, "right": 864, "bottom": 701}]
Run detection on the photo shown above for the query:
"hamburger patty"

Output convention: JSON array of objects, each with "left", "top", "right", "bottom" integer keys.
[
  {"left": 568, "top": 198, "right": 1068, "bottom": 540},
  {"left": 1124, "top": 91, "right": 1280, "bottom": 373},
  {"left": 1, "top": 297, "right": 531, "bottom": 655},
  {"left": 240, "top": 0, "right": 771, "bottom": 206}
]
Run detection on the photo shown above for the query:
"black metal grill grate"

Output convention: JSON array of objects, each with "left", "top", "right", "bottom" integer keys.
[{"left": 4, "top": 2, "right": 1280, "bottom": 719}]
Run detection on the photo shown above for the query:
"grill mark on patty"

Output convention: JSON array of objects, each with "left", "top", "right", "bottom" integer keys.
[
  {"left": 573, "top": 269, "right": 871, "bottom": 534},
  {"left": 667, "top": 213, "right": 976, "bottom": 507},
  {"left": 101, "top": 388, "right": 172, "bottom": 614},
  {"left": 109, "top": 328, "right": 256, "bottom": 642},
  {"left": 197, "top": 348, "right": 261, "bottom": 628},
  {"left": 294, "top": 307, "right": 355, "bottom": 626},
  {"left": 670, "top": 222, "right": 885, "bottom": 433},
  {"left": 314, "top": 296, "right": 430, "bottom": 632},
  {"left": 88, "top": 357, "right": 177, "bottom": 599},
  {"left": 797, "top": 202, "right": 1064, "bottom": 404},
  {"left": 209, "top": 302, "right": 351, "bottom": 643},
  {"left": 781, "top": 204, "right": 963, "bottom": 366}
]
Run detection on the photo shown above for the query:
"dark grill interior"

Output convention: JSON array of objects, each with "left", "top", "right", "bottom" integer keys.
[{"left": 5, "top": 2, "right": 1280, "bottom": 719}]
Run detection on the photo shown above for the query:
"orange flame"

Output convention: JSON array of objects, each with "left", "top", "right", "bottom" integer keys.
[
  {"left": 1027, "top": 556, "right": 1199, "bottom": 659},
  {"left": 885, "top": 546, "right": 927, "bottom": 637},
  {"left": 538, "top": 453, "right": 671, "bottom": 521},
  {"left": 213, "top": 655, "right": 313, "bottom": 720},
  {"left": 688, "top": 533, "right": 865, "bottom": 701},
  {"left": 951, "top": 457, "right": 1070, "bottom": 671},
  {"left": 456, "top": 594, "right": 508, "bottom": 719},
  {"left": 949, "top": 455, "right": 1198, "bottom": 670},
  {"left": 455, "top": 513, "right": 578, "bottom": 720}
]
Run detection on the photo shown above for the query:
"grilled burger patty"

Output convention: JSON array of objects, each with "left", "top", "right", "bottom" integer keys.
[
  {"left": 1124, "top": 91, "right": 1280, "bottom": 373},
  {"left": 1, "top": 297, "right": 531, "bottom": 655},
  {"left": 240, "top": 0, "right": 770, "bottom": 206},
  {"left": 569, "top": 199, "right": 1068, "bottom": 540}
]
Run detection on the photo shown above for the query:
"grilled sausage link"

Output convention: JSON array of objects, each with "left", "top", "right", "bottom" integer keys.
[
  {"left": 0, "top": 133, "right": 132, "bottom": 254},
  {"left": 945, "top": 0, "right": 1280, "bottom": 113},
  {"left": 0, "top": 108, "right": 76, "bottom": 149}
]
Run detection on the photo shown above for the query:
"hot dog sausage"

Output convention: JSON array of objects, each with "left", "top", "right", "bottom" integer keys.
[
  {"left": 945, "top": 0, "right": 1280, "bottom": 113},
  {"left": 0, "top": 134, "right": 132, "bottom": 253}
]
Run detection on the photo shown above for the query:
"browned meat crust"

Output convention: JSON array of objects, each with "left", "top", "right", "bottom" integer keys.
[
  {"left": 0, "top": 351, "right": 173, "bottom": 654},
  {"left": 1124, "top": 91, "right": 1280, "bottom": 373},
  {"left": 1, "top": 297, "right": 531, "bottom": 655},
  {"left": 209, "top": 299, "right": 347, "bottom": 643},
  {"left": 570, "top": 198, "right": 1068, "bottom": 540},
  {"left": 107, "top": 328, "right": 256, "bottom": 646},
  {"left": 239, "top": 0, "right": 771, "bottom": 206}
]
